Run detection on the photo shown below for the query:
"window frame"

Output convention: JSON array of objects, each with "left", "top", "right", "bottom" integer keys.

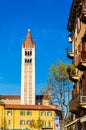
[
  {"left": 47, "top": 111, "right": 52, "bottom": 116},
  {"left": 42, "top": 120, "right": 46, "bottom": 127},
  {"left": 20, "top": 120, "right": 25, "bottom": 125},
  {"left": 27, "top": 110, "right": 32, "bottom": 116},
  {"left": 7, "top": 110, "right": 12, "bottom": 116},
  {"left": 48, "top": 120, "right": 51, "bottom": 127},
  {"left": 41, "top": 111, "right": 46, "bottom": 116},
  {"left": 26, "top": 120, "right": 31, "bottom": 125},
  {"left": 8, "top": 119, "right": 11, "bottom": 125},
  {"left": 20, "top": 110, "right": 25, "bottom": 116}
]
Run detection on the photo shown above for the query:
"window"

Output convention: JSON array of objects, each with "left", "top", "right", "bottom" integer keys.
[
  {"left": 41, "top": 111, "right": 46, "bottom": 116},
  {"left": 29, "top": 59, "right": 32, "bottom": 64},
  {"left": 27, "top": 120, "right": 30, "bottom": 125},
  {"left": 7, "top": 110, "right": 12, "bottom": 116},
  {"left": 47, "top": 111, "right": 52, "bottom": 116},
  {"left": 25, "top": 51, "right": 28, "bottom": 56},
  {"left": 48, "top": 120, "right": 51, "bottom": 127},
  {"left": 20, "top": 120, "right": 25, "bottom": 125},
  {"left": 25, "top": 59, "right": 29, "bottom": 64},
  {"left": 25, "top": 51, "right": 32, "bottom": 56},
  {"left": 42, "top": 120, "right": 46, "bottom": 127},
  {"left": 30, "top": 51, "right": 32, "bottom": 56},
  {"left": 27, "top": 110, "right": 32, "bottom": 116},
  {"left": 25, "top": 59, "right": 27, "bottom": 63},
  {"left": 8, "top": 120, "right": 11, "bottom": 125},
  {"left": 25, "top": 59, "right": 32, "bottom": 64},
  {"left": 20, "top": 110, "right": 25, "bottom": 116}
]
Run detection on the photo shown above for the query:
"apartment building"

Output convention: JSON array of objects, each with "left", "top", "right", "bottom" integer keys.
[{"left": 66, "top": 0, "right": 86, "bottom": 129}]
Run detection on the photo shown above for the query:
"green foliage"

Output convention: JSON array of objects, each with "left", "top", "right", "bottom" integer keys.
[
  {"left": 42, "top": 61, "right": 72, "bottom": 120},
  {"left": 50, "top": 61, "right": 69, "bottom": 81},
  {"left": 29, "top": 119, "right": 36, "bottom": 129},
  {"left": 29, "top": 118, "right": 43, "bottom": 130},
  {"left": 67, "top": 64, "right": 76, "bottom": 73},
  {"left": 0, "top": 95, "right": 4, "bottom": 100},
  {"left": 36, "top": 117, "right": 43, "bottom": 130}
]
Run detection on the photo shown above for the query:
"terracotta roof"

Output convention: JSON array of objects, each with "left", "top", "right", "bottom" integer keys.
[
  {"left": 0, "top": 100, "right": 4, "bottom": 105},
  {"left": 4, "top": 104, "right": 57, "bottom": 110},
  {"left": 1, "top": 95, "right": 49, "bottom": 100},
  {"left": 23, "top": 30, "right": 35, "bottom": 48},
  {"left": 1, "top": 95, "right": 20, "bottom": 100}
]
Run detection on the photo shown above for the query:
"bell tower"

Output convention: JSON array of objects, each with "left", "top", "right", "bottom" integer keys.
[{"left": 21, "top": 29, "right": 35, "bottom": 105}]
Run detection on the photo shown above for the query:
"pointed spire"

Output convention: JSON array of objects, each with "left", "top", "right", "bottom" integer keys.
[{"left": 24, "top": 29, "right": 35, "bottom": 48}]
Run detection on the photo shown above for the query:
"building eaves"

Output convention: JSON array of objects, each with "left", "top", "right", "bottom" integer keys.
[
  {"left": 67, "top": 0, "right": 81, "bottom": 32},
  {"left": 4, "top": 104, "right": 57, "bottom": 110},
  {"left": 1, "top": 95, "right": 20, "bottom": 100}
]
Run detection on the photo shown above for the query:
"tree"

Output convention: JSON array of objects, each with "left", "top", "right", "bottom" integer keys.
[
  {"left": 42, "top": 61, "right": 72, "bottom": 129},
  {"left": 30, "top": 118, "right": 43, "bottom": 130},
  {"left": 29, "top": 119, "right": 36, "bottom": 130},
  {"left": 36, "top": 117, "right": 43, "bottom": 130}
]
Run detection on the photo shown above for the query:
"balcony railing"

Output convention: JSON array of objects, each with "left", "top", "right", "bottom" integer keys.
[
  {"left": 69, "top": 68, "right": 79, "bottom": 82},
  {"left": 75, "top": 33, "right": 86, "bottom": 70},
  {"left": 69, "top": 95, "right": 86, "bottom": 113},
  {"left": 66, "top": 46, "right": 74, "bottom": 59},
  {"left": 82, "top": 1, "right": 86, "bottom": 15},
  {"left": 81, "top": 0, "right": 86, "bottom": 22},
  {"left": 75, "top": 51, "right": 86, "bottom": 70},
  {"left": 67, "top": 65, "right": 79, "bottom": 82}
]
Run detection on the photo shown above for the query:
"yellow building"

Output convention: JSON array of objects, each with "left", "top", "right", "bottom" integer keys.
[{"left": 0, "top": 100, "right": 62, "bottom": 130}]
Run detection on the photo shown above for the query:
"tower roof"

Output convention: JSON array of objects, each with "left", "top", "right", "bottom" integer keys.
[{"left": 22, "top": 29, "right": 35, "bottom": 48}]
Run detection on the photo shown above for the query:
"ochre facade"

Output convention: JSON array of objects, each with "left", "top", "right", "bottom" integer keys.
[{"left": 0, "top": 101, "right": 58, "bottom": 130}]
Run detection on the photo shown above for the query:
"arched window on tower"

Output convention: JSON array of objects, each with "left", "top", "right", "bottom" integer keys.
[
  {"left": 25, "top": 59, "right": 28, "bottom": 64},
  {"left": 25, "top": 59, "right": 32, "bottom": 64},
  {"left": 28, "top": 51, "right": 30, "bottom": 56},
  {"left": 25, "top": 51, "right": 28, "bottom": 56},
  {"left": 25, "top": 51, "right": 32, "bottom": 56},
  {"left": 30, "top": 51, "right": 32, "bottom": 56},
  {"left": 29, "top": 59, "right": 32, "bottom": 64}
]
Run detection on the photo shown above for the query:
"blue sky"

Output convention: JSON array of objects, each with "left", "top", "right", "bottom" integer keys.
[{"left": 0, "top": 0, "right": 72, "bottom": 95}]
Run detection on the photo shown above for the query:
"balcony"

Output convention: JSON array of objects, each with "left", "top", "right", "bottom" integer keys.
[
  {"left": 82, "top": 1, "right": 86, "bottom": 15},
  {"left": 67, "top": 65, "right": 79, "bottom": 82},
  {"left": 69, "top": 95, "right": 86, "bottom": 113},
  {"left": 75, "top": 33, "right": 86, "bottom": 70},
  {"left": 66, "top": 46, "right": 74, "bottom": 59},
  {"left": 75, "top": 51, "right": 86, "bottom": 71},
  {"left": 69, "top": 68, "right": 79, "bottom": 82},
  {"left": 81, "top": 0, "right": 86, "bottom": 22}
]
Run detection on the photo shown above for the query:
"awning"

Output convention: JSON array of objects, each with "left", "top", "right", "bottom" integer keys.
[
  {"left": 65, "top": 115, "right": 86, "bottom": 128},
  {"left": 65, "top": 118, "right": 80, "bottom": 128},
  {"left": 80, "top": 115, "right": 86, "bottom": 123}
]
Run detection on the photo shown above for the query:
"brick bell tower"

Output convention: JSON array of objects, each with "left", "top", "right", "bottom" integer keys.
[{"left": 21, "top": 29, "right": 35, "bottom": 105}]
